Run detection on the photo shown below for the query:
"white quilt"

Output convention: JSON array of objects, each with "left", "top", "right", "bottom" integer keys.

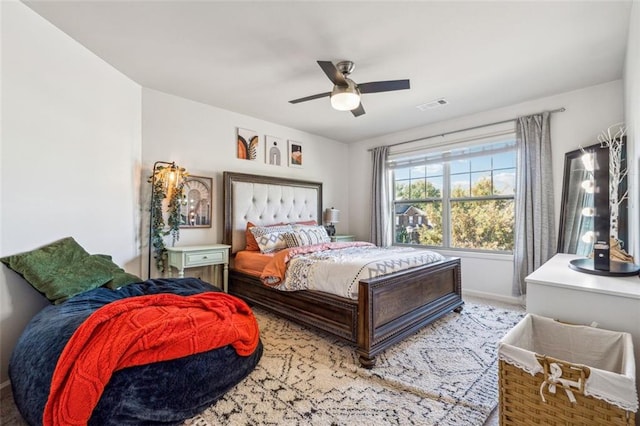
[{"left": 273, "top": 245, "right": 445, "bottom": 299}]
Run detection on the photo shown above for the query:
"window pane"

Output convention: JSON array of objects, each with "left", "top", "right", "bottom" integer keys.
[
  {"left": 450, "top": 199, "right": 514, "bottom": 250},
  {"left": 394, "top": 168, "right": 410, "bottom": 180},
  {"left": 470, "top": 172, "right": 492, "bottom": 196},
  {"left": 427, "top": 176, "right": 443, "bottom": 197},
  {"left": 394, "top": 202, "right": 442, "bottom": 246},
  {"left": 395, "top": 180, "right": 410, "bottom": 200},
  {"left": 409, "top": 179, "right": 426, "bottom": 199},
  {"left": 493, "top": 151, "right": 516, "bottom": 169},
  {"left": 394, "top": 173, "right": 443, "bottom": 200},
  {"left": 426, "top": 163, "right": 443, "bottom": 177},
  {"left": 450, "top": 174, "right": 470, "bottom": 197},
  {"left": 494, "top": 168, "right": 515, "bottom": 195},
  {"left": 470, "top": 156, "right": 491, "bottom": 172},
  {"left": 410, "top": 166, "right": 426, "bottom": 179},
  {"left": 450, "top": 159, "right": 469, "bottom": 174}
]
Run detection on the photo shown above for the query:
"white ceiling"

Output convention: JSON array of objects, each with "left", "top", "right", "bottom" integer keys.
[{"left": 24, "top": 1, "right": 632, "bottom": 143}]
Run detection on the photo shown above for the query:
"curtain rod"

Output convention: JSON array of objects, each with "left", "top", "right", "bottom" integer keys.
[{"left": 368, "top": 107, "right": 566, "bottom": 151}]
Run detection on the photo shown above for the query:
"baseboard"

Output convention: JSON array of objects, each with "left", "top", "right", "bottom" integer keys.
[{"left": 462, "top": 289, "right": 524, "bottom": 307}]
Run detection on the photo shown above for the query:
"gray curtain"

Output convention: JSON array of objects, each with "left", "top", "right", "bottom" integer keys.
[
  {"left": 370, "top": 146, "right": 390, "bottom": 246},
  {"left": 512, "top": 112, "right": 556, "bottom": 296}
]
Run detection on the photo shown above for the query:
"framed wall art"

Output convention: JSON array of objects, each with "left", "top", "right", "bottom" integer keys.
[
  {"left": 265, "top": 135, "right": 284, "bottom": 166},
  {"left": 288, "top": 140, "right": 303, "bottom": 168},
  {"left": 181, "top": 175, "right": 212, "bottom": 228},
  {"left": 237, "top": 127, "right": 260, "bottom": 161}
]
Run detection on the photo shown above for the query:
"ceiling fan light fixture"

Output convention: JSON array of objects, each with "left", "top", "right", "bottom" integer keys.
[
  {"left": 330, "top": 80, "right": 360, "bottom": 111},
  {"left": 331, "top": 91, "right": 360, "bottom": 111},
  {"left": 289, "top": 60, "right": 410, "bottom": 117}
]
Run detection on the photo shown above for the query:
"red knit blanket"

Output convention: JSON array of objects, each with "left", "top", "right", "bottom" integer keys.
[{"left": 43, "top": 292, "right": 260, "bottom": 426}]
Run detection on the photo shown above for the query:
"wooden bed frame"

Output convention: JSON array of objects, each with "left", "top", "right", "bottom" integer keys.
[{"left": 223, "top": 171, "right": 463, "bottom": 368}]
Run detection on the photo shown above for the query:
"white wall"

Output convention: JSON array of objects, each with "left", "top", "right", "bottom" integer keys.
[
  {"left": 348, "top": 80, "right": 624, "bottom": 302},
  {"left": 0, "top": 1, "right": 142, "bottom": 383},
  {"left": 141, "top": 89, "right": 350, "bottom": 278},
  {"left": 625, "top": 1, "right": 639, "bottom": 259}
]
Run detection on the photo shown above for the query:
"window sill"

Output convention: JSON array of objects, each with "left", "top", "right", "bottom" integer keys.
[{"left": 435, "top": 249, "right": 514, "bottom": 262}]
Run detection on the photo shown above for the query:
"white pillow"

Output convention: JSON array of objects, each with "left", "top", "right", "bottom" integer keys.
[
  {"left": 285, "top": 226, "right": 331, "bottom": 248},
  {"left": 250, "top": 224, "right": 293, "bottom": 253}
]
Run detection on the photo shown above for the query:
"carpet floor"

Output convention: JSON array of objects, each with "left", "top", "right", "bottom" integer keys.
[
  {"left": 184, "top": 302, "right": 524, "bottom": 425},
  {"left": 1, "top": 300, "right": 524, "bottom": 425}
]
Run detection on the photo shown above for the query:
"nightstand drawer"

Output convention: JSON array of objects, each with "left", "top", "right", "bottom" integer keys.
[{"left": 185, "top": 250, "right": 225, "bottom": 266}]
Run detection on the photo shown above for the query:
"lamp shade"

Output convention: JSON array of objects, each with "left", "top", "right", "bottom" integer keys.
[
  {"left": 330, "top": 79, "right": 360, "bottom": 111},
  {"left": 324, "top": 207, "right": 340, "bottom": 224},
  {"left": 331, "top": 92, "right": 360, "bottom": 111}
]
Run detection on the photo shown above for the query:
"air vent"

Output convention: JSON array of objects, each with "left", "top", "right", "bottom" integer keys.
[{"left": 416, "top": 98, "right": 449, "bottom": 111}]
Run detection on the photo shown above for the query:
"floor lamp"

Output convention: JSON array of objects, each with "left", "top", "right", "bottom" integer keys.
[{"left": 148, "top": 160, "right": 185, "bottom": 279}]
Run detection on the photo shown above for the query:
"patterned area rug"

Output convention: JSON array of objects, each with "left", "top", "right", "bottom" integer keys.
[{"left": 184, "top": 303, "right": 524, "bottom": 426}]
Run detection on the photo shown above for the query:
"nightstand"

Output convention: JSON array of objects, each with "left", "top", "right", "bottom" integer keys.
[
  {"left": 166, "top": 244, "right": 231, "bottom": 292},
  {"left": 331, "top": 235, "right": 355, "bottom": 242}
]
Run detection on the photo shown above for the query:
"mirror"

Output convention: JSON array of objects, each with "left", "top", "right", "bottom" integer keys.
[
  {"left": 557, "top": 141, "right": 627, "bottom": 255},
  {"left": 181, "top": 175, "right": 212, "bottom": 228}
]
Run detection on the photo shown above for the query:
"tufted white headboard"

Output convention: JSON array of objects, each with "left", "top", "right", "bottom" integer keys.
[{"left": 223, "top": 172, "right": 322, "bottom": 254}]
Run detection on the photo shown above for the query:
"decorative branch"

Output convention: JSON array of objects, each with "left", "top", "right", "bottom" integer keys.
[{"left": 597, "top": 123, "right": 627, "bottom": 241}]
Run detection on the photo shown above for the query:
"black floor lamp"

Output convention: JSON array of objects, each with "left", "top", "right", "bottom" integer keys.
[{"left": 148, "top": 160, "right": 186, "bottom": 279}]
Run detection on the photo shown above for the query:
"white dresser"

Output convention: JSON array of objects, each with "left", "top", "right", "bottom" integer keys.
[{"left": 526, "top": 253, "right": 640, "bottom": 419}]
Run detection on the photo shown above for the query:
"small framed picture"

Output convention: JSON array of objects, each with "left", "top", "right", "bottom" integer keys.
[
  {"left": 288, "top": 140, "right": 303, "bottom": 168},
  {"left": 181, "top": 175, "right": 212, "bottom": 228},
  {"left": 265, "top": 135, "right": 283, "bottom": 166},
  {"left": 237, "top": 127, "right": 260, "bottom": 161}
]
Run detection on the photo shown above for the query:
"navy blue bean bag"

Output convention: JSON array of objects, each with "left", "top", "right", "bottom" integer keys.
[{"left": 10, "top": 278, "right": 263, "bottom": 425}]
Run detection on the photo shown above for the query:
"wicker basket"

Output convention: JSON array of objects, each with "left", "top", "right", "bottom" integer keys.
[{"left": 499, "top": 354, "right": 636, "bottom": 425}]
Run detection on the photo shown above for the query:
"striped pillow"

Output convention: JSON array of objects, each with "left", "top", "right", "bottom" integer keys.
[
  {"left": 249, "top": 224, "right": 293, "bottom": 253},
  {"left": 285, "top": 226, "right": 330, "bottom": 248}
]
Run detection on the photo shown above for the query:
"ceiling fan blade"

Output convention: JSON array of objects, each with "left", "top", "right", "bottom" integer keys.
[
  {"left": 351, "top": 103, "right": 366, "bottom": 117},
  {"left": 317, "top": 61, "right": 348, "bottom": 86},
  {"left": 358, "top": 79, "right": 410, "bottom": 94},
  {"left": 289, "top": 92, "right": 331, "bottom": 104}
]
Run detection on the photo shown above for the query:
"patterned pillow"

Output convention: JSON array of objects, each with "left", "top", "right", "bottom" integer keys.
[
  {"left": 245, "top": 220, "right": 317, "bottom": 251},
  {"left": 249, "top": 224, "right": 293, "bottom": 253},
  {"left": 284, "top": 226, "right": 331, "bottom": 248}
]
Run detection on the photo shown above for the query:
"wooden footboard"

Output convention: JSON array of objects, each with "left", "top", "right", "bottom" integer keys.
[
  {"left": 357, "top": 257, "right": 463, "bottom": 367},
  {"left": 228, "top": 257, "right": 462, "bottom": 368},
  {"left": 229, "top": 270, "right": 358, "bottom": 342}
]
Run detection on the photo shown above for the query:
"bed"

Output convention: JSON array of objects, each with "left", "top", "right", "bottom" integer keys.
[
  {"left": 223, "top": 171, "right": 463, "bottom": 368},
  {"left": 2, "top": 237, "right": 263, "bottom": 425}
]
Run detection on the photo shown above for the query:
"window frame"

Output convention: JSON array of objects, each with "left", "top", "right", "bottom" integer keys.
[{"left": 390, "top": 137, "right": 516, "bottom": 254}]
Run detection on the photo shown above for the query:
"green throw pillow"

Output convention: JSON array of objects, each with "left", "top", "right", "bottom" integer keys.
[
  {"left": 0, "top": 237, "right": 136, "bottom": 304},
  {"left": 94, "top": 254, "right": 142, "bottom": 290}
]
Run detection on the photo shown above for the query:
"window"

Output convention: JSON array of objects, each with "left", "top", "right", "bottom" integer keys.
[{"left": 390, "top": 137, "right": 516, "bottom": 252}]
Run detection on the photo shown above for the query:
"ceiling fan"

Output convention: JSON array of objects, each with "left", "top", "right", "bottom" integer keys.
[{"left": 289, "top": 60, "right": 410, "bottom": 117}]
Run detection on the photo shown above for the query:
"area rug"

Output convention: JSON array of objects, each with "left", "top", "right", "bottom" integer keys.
[{"left": 184, "top": 303, "right": 524, "bottom": 426}]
